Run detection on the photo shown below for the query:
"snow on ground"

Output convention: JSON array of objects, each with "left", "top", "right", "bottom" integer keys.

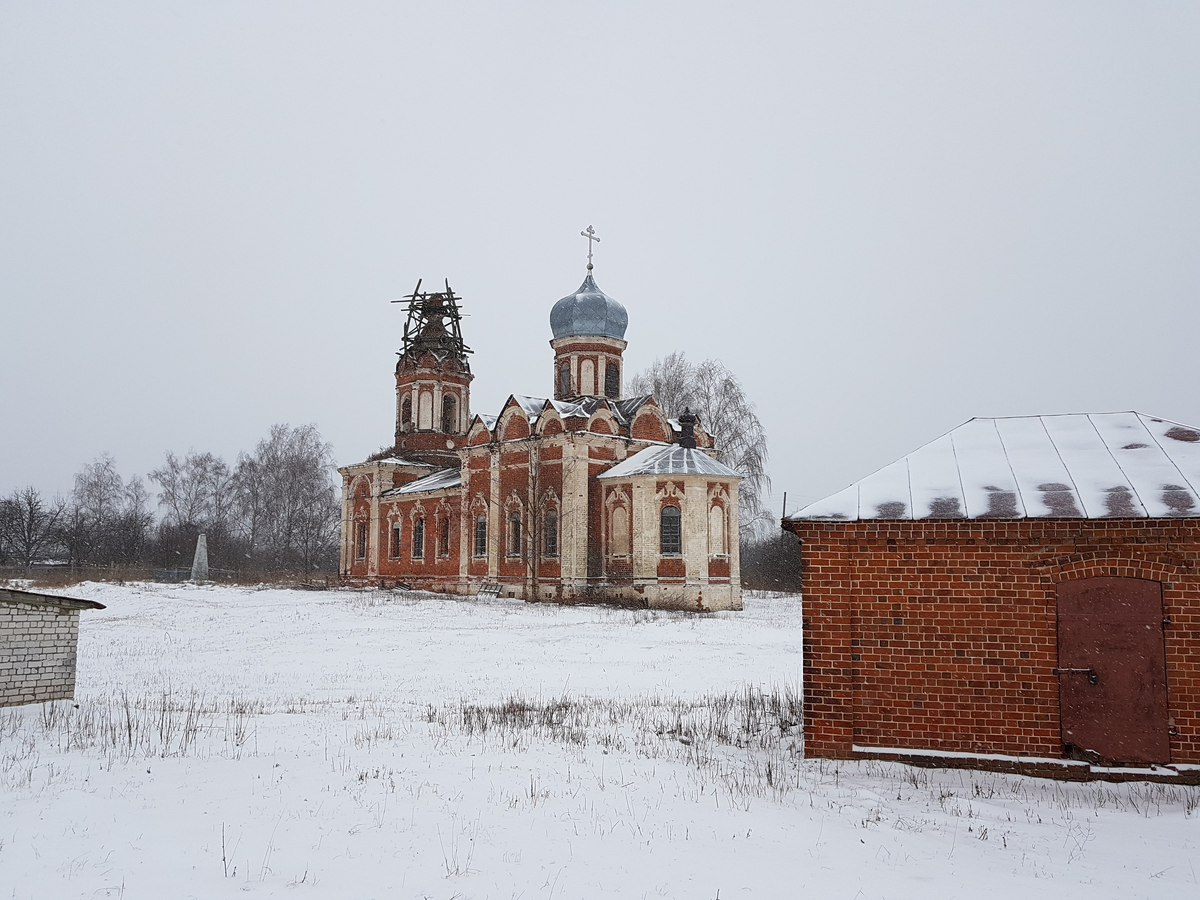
[{"left": 2, "top": 583, "right": 1198, "bottom": 899}]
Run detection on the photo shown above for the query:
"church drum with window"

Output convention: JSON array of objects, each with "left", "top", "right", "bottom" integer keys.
[{"left": 339, "top": 258, "right": 742, "bottom": 609}]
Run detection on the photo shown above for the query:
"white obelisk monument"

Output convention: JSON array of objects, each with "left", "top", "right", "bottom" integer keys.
[{"left": 190, "top": 533, "right": 209, "bottom": 582}]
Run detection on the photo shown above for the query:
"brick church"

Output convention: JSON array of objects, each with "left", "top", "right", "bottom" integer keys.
[{"left": 338, "top": 242, "right": 742, "bottom": 609}]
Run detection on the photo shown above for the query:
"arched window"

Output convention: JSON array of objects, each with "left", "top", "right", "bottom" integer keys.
[
  {"left": 389, "top": 521, "right": 401, "bottom": 558},
  {"left": 401, "top": 397, "right": 412, "bottom": 427},
  {"left": 708, "top": 505, "right": 726, "bottom": 555},
  {"left": 605, "top": 362, "right": 620, "bottom": 398},
  {"left": 355, "top": 522, "right": 367, "bottom": 559},
  {"left": 610, "top": 506, "right": 630, "bottom": 555},
  {"left": 442, "top": 395, "right": 457, "bottom": 433},
  {"left": 474, "top": 515, "right": 487, "bottom": 557},
  {"left": 580, "top": 359, "right": 596, "bottom": 396},
  {"left": 412, "top": 517, "right": 425, "bottom": 559},
  {"left": 438, "top": 516, "right": 450, "bottom": 557},
  {"left": 558, "top": 362, "right": 571, "bottom": 396},
  {"left": 543, "top": 509, "right": 558, "bottom": 557},
  {"left": 660, "top": 505, "right": 681, "bottom": 555},
  {"left": 508, "top": 511, "right": 522, "bottom": 557},
  {"left": 418, "top": 391, "right": 433, "bottom": 430}
]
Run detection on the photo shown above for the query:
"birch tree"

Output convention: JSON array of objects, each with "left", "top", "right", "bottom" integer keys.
[{"left": 628, "top": 352, "right": 772, "bottom": 536}]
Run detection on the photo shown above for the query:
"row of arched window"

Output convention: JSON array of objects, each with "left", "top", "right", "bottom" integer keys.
[
  {"left": 369, "top": 509, "right": 562, "bottom": 561},
  {"left": 382, "top": 516, "right": 452, "bottom": 560},
  {"left": 358, "top": 503, "right": 725, "bottom": 563},
  {"left": 400, "top": 392, "right": 459, "bottom": 432}
]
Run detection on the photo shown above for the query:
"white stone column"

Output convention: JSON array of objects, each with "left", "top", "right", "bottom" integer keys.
[
  {"left": 368, "top": 466, "right": 381, "bottom": 577},
  {"left": 683, "top": 478, "right": 707, "bottom": 587},
  {"left": 488, "top": 448, "right": 500, "bottom": 580},
  {"left": 560, "top": 437, "right": 589, "bottom": 592},
  {"left": 632, "top": 478, "right": 653, "bottom": 582},
  {"left": 458, "top": 478, "right": 470, "bottom": 588},
  {"left": 728, "top": 480, "right": 742, "bottom": 608},
  {"left": 339, "top": 480, "right": 352, "bottom": 574}
]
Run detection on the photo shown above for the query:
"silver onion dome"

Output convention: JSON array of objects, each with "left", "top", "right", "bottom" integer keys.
[{"left": 549, "top": 273, "right": 629, "bottom": 340}]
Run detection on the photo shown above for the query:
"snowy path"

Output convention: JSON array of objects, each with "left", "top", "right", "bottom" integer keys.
[{"left": 1, "top": 583, "right": 1197, "bottom": 899}]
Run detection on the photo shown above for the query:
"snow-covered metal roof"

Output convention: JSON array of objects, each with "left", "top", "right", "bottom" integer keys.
[
  {"left": 789, "top": 413, "right": 1200, "bottom": 521},
  {"left": 612, "top": 395, "right": 654, "bottom": 425},
  {"left": 510, "top": 395, "right": 545, "bottom": 422},
  {"left": 372, "top": 455, "right": 435, "bottom": 467},
  {"left": 383, "top": 468, "right": 463, "bottom": 496},
  {"left": 598, "top": 444, "right": 740, "bottom": 480},
  {"left": 547, "top": 398, "right": 588, "bottom": 418}
]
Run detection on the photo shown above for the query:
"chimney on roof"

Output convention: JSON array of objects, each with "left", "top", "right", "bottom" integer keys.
[{"left": 678, "top": 408, "right": 697, "bottom": 449}]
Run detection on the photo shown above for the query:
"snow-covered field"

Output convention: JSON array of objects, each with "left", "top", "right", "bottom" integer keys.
[{"left": 2, "top": 584, "right": 1198, "bottom": 899}]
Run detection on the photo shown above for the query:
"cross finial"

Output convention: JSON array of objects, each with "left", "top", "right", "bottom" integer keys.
[{"left": 581, "top": 224, "right": 600, "bottom": 271}]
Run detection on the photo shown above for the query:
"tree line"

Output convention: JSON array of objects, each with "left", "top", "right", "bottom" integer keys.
[{"left": 0, "top": 424, "right": 341, "bottom": 576}]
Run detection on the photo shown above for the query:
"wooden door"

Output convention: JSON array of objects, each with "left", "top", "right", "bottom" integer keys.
[{"left": 1056, "top": 577, "right": 1169, "bottom": 765}]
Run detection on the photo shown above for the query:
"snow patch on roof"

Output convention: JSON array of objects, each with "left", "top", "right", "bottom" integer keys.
[
  {"left": 598, "top": 445, "right": 739, "bottom": 479},
  {"left": 789, "top": 412, "right": 1200, "bottom": 521},
  {"left": 384, "top": 468, "right": 463, "bottom": 496},
  {"left": 547, "top": 399, "right": 588, "bottom": 418}
]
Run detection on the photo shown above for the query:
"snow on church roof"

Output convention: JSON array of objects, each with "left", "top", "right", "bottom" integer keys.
[
  {"left": 788, "top": 412, "right": 1200, "bottom": 521},
  {"left": 599, "top": 444, "right": 740, "bottom": 480},
  {"left": 384, "top": 468, "right": 463, "bottom": 496}
]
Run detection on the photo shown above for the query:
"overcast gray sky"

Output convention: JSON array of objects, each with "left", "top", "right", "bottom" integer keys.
[{"left": 2, "top": 2, "right": 1198, "bottom": 516}]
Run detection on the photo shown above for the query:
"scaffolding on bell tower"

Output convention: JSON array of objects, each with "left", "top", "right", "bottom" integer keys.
[{"left": 392, "top": 278, "right": 473, "bottom": 361}]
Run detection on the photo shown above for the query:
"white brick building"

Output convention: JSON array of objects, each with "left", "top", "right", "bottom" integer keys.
[{"left": 0, "top": 587, "right": 105, "bottom": 708}]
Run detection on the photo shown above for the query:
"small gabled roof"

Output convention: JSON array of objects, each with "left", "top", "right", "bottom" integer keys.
[
  {"left": 614, "top": 394, "right": 655, "bottom": 423},
  {"left": 546, "top": 398, "right": 588, "bottom": 418},
  {"left": 370, "top": 454, "right": 435, "bottom": 467},
  {"left": 788, "top": 412, "right": 1200, "bottom": 522},
  {"left": 598, "top": 444, "right": 740, "bottom": 480},
  {"left": 383, "top": 468, "right": 463, "bottom": 495},
  {"left": 1, "top": 587, "right": 105, "bottom": 610},
  {"left": 510, "top": 395, "right": 546, "bottom": 422}
]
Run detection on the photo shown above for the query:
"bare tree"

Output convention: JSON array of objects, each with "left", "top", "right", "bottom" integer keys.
[
  {"left": 629, "top": 352, "right": 772, "bottom": 536},
  {"left": 234, "top": 424, "right": 340, "bottom": 572},
  {"left": 150, "top": 450, "right": 235, "bottom": 528},
  {"left": 0, "top": 487, "right": 67, "bottom": 573},
  {"left": 66, "top": 455, "right": 154, "bottom": 566}
]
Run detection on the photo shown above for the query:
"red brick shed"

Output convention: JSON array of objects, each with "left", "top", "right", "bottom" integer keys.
[{"left": 784, "top": 412, "right": 1200, "bottom": 777}]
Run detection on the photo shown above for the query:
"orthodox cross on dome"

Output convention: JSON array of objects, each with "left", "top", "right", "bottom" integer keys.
[{"left": 581, "top": 224, "right": 600, "bottom": 271}]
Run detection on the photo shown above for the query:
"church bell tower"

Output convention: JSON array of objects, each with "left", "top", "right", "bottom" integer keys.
[
  {"left": 548, "top": 226, "right": 629, "bottom": 401},
  {"left": 391, "top": 279, "right": 473, "bottom": 464}
]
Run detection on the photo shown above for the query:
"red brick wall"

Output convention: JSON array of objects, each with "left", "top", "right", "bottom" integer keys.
[
  {"left": 375, "top": 494, "right": 461, "bottom": 588},
  {"left": 631, "top": 412, "right": 669, "bottom": 443},
  {"left": 786, "top": 519, "right": 1200, "bottom": 764}
]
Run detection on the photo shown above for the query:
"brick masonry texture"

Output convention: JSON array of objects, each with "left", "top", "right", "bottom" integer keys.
[
  {"left": 784, "top": 518, "right": 1200, "bottom": 767},
  {"left": 0, "top": 601, "right": 81, "bottom": 708}
]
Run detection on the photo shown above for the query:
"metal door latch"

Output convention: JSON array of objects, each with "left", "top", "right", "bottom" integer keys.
[{"left": 1053, "top": 667, "right": 1099, "bottom": 685}]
